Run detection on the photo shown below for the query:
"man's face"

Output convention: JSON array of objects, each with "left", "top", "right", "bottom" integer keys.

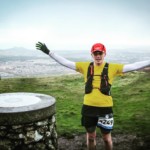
[{"left": 91, "top": 51, "right": 106, "bottom": 66}]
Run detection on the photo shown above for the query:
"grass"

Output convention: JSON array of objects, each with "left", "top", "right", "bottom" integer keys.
[
  {"left": 112, "top": 71, "right": 150, "bottom": 135},
  {"left": 0, "top": 71, "right": 150, "bottom": 136}
]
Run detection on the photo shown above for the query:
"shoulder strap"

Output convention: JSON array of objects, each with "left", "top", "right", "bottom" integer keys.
[
  {"left": 100, "top": 63, "right": 111, "bottom": 95},
  {"left": 87, "top": 62, "right": 94, "bottom": 78},
  {"left": 85, "top": 62, "right": 94, "bottom": 94},
  {"left": 101, "top": 63, "right": 109, "bottom": 76}
]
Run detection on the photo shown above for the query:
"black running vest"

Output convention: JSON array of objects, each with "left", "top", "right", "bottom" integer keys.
[{"left": 85, "top": 62, "right": 111, "bottom": 96}]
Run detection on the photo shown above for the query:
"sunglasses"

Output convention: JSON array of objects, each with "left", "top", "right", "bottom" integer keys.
[{"left": 93, "top": 51, "right": 104, "bottom": 56}]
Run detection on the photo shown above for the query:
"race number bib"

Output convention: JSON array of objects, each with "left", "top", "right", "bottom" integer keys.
[{"left": 97, "top": 114, "right": 114, "bottom": 130}]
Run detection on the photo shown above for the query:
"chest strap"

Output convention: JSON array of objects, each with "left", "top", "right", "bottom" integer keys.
[{"left": 85, "top": 62, "right": 111, "bottom": 96}]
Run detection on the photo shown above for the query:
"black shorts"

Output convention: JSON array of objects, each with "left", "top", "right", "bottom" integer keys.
[{"left": 81, "top": 114, "right": 114, "bottom": 134}]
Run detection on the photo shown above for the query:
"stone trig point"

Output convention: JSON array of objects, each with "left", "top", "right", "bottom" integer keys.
[{"left": 0, "top": 92, "right": 57, "bottom": 150}]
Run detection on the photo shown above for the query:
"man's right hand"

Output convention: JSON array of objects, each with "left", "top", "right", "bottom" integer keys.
[{"left": 36, "top": 42, "right": 50, "bottom": 55}]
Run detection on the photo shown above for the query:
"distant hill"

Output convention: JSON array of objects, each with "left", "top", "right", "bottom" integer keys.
[
  {"left": 0, "top": 47, "right": 44, "bottom": 57},
  {"left": 0, "top": 47, "right": 150, "bottom": 63}
]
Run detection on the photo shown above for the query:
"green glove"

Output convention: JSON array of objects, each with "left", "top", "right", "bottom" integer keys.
[{"left": 36, "top": 42, "right": 50, "bottom": 55}]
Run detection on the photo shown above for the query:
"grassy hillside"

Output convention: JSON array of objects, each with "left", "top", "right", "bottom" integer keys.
[{"left": 0, "top": 71, "right": 149, "bottom": 136}]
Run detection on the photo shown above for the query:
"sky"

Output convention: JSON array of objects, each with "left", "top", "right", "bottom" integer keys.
[{"left": 0, "top": 0, "right": 150, "bottom": 50}]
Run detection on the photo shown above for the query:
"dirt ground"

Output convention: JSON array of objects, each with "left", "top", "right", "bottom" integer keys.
[{"left": 58, "top": 133, "right": 150, "bottom": 150}]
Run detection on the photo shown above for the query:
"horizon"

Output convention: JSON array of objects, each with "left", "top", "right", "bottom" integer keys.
[{"left": 0, "top": 45, "right": 150, "bottom": 52}]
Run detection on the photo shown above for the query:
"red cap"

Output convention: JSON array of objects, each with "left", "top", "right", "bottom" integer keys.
[{"left": 91, "top": 43, "right": 106, "bottom": 53}]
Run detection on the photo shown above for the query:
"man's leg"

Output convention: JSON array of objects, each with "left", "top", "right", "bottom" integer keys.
[
  {"left": 86, "top": 128, "right": 96, "bottom": 150},
  {"left": 101, "top": 132, "right": 113, "bottom": 150},
  {"left": 82, "top": 116, "right": 98, "bottom": 150},
  {"left": 97, "top": 113, "right": 114, "bottom": 150}
]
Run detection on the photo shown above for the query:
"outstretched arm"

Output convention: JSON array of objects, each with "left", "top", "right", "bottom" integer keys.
[
  {"left": 36, "top": 42, "right": 76, "bottom": 70},
  {"left": 123, "top": 60, "right": 150, "bottom": 73},
  {"left": 49, "top": 52, "right": 76, "bottom": 70}
]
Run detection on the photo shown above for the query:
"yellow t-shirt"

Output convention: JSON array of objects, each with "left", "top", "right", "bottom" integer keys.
[{"left": 76, "top": 62, "right": 124, "bottom": 107}]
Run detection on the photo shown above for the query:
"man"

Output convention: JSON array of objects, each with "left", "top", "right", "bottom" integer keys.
[{"left": 36, "top": 42, "right": 150, "bottom": 150}]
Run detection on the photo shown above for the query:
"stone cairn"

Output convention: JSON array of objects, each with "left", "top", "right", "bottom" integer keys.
[{"left": 0, "top": 92, "right": 57, "bottom": 150}]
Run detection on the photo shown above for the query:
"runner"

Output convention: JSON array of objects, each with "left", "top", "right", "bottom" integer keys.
[{"left": 36, "top": 42, "right": 150, "bottom": 150}]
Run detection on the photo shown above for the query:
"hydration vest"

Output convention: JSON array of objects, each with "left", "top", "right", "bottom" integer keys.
[{"left": 85, "top": 62, "right": 111, "bottom": 96}]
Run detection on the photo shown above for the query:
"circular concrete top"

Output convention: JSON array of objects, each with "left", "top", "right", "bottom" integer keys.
[
  {"left": 0, "top": 92, "right": 56, "bottom": 125},
  {"left": 0, "top": 94, "right": 41, "bottom": 107}
]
